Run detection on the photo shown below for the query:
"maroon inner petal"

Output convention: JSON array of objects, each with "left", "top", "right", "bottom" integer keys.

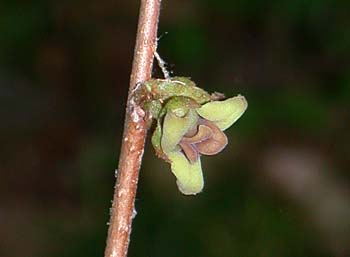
[
  {"left": 177, "top": 118, "right": 229, "bottom": 163},
  {"left": 179, "top": 141, "right": 199, "bottom": 164},
  {"left": 196, "top": 120, "right": 228, "bottom": 155},
  {"left": 182, "top": 124, "right": 212, "bottom": 144}
]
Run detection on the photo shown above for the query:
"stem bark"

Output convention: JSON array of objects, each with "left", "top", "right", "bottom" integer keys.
[{"left": 104, "top": 1, "right": 162, "bottom": 257}]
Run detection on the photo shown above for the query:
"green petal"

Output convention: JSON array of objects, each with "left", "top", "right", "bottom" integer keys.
[
  {"left": 161, "top": 109, "right": 198, "bottom": 153},
  {"left": 196, "top": 95, "right": 247, "bottom": 130},
  {"left": 168, "top": 151, "right": 204, "bottom": 195}
]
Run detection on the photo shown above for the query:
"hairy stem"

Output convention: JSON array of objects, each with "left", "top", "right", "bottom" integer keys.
[{"left": 104, "top": 1, "right": 162, "bottom": 257}]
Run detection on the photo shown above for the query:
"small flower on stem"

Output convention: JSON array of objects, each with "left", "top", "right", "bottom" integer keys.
[{"left": 146, "top": 77, "right": 247, "bottom": 195}]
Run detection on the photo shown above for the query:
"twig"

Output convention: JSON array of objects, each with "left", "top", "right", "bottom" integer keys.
[{"left": 104, "top": 1, "right": 162, "bottom": 257}]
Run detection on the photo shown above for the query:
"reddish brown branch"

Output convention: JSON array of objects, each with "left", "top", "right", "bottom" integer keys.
[{"left": 104, "top": 1, "right": 162, "bottom": 257}]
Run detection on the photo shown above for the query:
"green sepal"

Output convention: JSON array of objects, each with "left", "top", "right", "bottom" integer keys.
[
  {"left": 144, "top": 100, "right": 163, "bottom": 119},
  {"left": 144, "top": 77, "right": 211, "bottom": 104},
  {"left": 161, "top": 96, "right": 201, "bottom": 118},
  {"left": 151, "top": 119, "right": 169, "bottom": 161},
  {"left": 196, "top": 95, "right": 248, "bottom": 130}
]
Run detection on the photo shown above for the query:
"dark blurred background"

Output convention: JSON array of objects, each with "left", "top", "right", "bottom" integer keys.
[{"left": 1, "top": 1, "right": 349, "bottom": 257}]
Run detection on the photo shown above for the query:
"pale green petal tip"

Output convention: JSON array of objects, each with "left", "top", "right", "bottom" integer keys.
[
  {"left": 168, "top": 151, "right": 204, "bottom": 195},
  {"left": 197, "top": 95, "right": 248, "bottom": 130}
]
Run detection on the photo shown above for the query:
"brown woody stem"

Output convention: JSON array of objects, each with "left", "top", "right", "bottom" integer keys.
[{"left": 104, "top": 1, "right": 162, "bottom": 257}]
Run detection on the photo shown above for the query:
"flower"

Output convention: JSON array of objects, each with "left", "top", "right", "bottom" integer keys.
[{"left": 152, "top": 95, "right": 247, "bottom": 195}]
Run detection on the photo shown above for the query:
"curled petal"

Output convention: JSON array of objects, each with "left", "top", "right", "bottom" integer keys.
[
  {"left": 180, "top": 124, "right": 214, "bottom": 163},
  {"left": 179, "top": 141, "right": 199, "bottom": 164},
  {"left": 168, "top": 151, "right": 204, "bottom": 195},
  {"left": 196, "top": 120, "right": 228, "bottom": 155},
  {"left": 196, "top": 95, "right": 248, "bottom": 130},
  {"left": 182, "top": 124, "right": 212, "bottom": 144},
  {"left": 161, "top": 109, "right": 199, "bottom": 153}
]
